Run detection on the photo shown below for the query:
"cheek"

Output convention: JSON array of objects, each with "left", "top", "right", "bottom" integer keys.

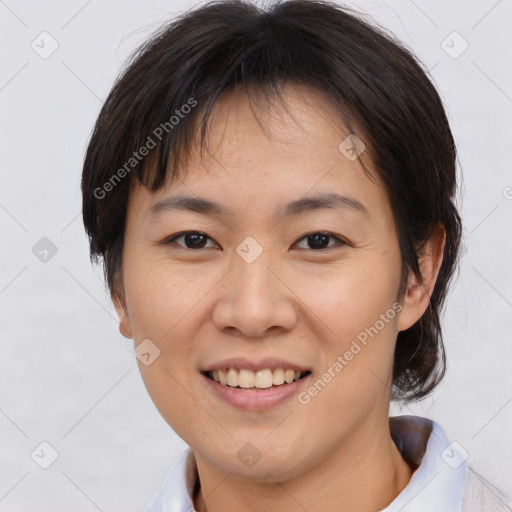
[
  {"left": 121, "top": 256, "right": 206, "bottom": 389},
  {"left": 123, "top": 253, "right": 208, "bottom": 340},
  {"left": 122, "top": 259, "right": 209, "bottom": 435},
  {"left": 295, "top": 254, "right": 401, "bottom": 346}
]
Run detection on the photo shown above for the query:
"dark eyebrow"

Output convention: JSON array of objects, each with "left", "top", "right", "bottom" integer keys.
[{"left": 148, "top": 192, "right": 370, "bottom": 219}]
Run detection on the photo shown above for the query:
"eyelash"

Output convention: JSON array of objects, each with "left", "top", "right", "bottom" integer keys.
[{"left": 162, "top": 230, "right": 348, "bottom": 251}]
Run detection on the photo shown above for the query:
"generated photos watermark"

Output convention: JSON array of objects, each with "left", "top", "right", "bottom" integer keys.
[
  {"left": 93, "top": 97, "right": 198, "bottom": 200},
  {"left": 297, "top": 301, "right": 403, "bottom": 405}
]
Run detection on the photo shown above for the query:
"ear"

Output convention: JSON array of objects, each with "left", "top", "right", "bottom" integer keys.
[
  {"left": 397, "top": 223, "right": 446, "bottom": 332},
  {"left": 112, "top": 290, "right": 133, "bottom": 339}
]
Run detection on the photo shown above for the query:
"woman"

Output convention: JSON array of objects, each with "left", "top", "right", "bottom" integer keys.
[{"left": 81, "top": 1, "right": 510, "bottom": 510}]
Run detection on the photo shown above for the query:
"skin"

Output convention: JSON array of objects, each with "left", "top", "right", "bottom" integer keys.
[{"left": 113, "top": 84, "right": 446, "bottom": 512}]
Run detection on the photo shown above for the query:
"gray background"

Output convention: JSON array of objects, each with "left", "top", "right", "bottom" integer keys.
[{"left": 1, "top": 0, "right": 511, "bottom": 510}]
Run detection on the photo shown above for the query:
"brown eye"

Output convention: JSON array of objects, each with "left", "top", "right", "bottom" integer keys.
[
  {"left": 294, "top": 232, "right": 347, "bottom": 250},
  {"left": 164, "top": 231, "right": 216, "bottom": 249},
  {"left": 162, "top": 230, "right": 347, "bottom": 251}
]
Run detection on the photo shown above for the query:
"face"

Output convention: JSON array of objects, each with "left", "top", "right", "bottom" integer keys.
[{"left": 114, "top": 84, "right": 431, "bottom": 482}]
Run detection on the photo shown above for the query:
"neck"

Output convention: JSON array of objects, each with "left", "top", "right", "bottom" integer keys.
[{"left": 193, "top": 417, "right": 415, "bottom": 512}]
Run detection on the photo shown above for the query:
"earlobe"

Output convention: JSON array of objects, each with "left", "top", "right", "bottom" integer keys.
[
  {"left": 397, "top": 224, "right": 446, "bottom": 332},
  {"left": 112, "top": 292, "right": 133, "bottom": 339}
]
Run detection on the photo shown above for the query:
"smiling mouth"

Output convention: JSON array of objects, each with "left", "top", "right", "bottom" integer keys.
[{"left": 203, "top": 369, "right": 312, "bottom": 390}]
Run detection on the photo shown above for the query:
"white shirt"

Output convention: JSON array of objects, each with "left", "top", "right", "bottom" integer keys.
[{"left": 144, "top": 415, "right": 510, "bottom": 512}]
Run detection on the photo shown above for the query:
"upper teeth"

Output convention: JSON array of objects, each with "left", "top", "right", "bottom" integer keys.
[{"left": 211, "top": 368, "right": 303, "bottom": 388}]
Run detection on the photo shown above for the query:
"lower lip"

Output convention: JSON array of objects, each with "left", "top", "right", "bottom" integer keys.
[{"left": 201, "top": 373, "right": 311, "bottom": 411}]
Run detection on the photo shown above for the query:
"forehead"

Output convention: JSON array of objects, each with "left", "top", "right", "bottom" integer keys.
[{"left": 128, "top": 83, "right": 388, "bottom": 222}]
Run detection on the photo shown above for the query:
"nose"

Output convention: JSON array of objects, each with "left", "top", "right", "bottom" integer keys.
[{"left": 211, "top": 250, "right": 299, "bottom": 339}]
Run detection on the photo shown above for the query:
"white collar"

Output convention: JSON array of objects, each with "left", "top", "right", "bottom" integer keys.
[{"left": 144, "top": 415, "right": 468, "bottom": 512}]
